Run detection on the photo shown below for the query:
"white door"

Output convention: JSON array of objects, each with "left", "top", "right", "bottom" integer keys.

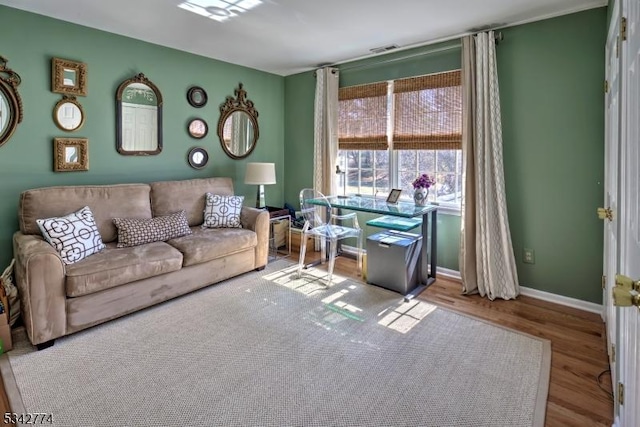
[
  {"left": 618, "top": 0, "right": 640, "bottom": 425},
  {"left": 604, "top": 0, "right": 621, "bottom": 391}
]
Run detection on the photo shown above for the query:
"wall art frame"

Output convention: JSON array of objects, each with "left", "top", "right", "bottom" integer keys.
[
  {"left": 54, "top": 137, "right": 88, "bottom": 172},
  {"left": 51, "top": 57, "right": 87, "bottom": 97}
]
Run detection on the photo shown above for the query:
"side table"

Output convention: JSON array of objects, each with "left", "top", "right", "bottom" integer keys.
[{"left": 266, "top": 209, "right": 291, "bottom": 262}]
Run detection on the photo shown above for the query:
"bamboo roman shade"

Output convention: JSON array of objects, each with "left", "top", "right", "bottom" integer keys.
[
  {"left": 338, "top": 82, "right": 388, "bottom": 150},
  {"left": 393, "top": 70, "right": 462, "bottom": 150}
]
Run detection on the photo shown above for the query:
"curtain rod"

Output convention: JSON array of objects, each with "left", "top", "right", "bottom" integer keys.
[{"left": 316, "top": 30, "right": 503, "bottom": 75}]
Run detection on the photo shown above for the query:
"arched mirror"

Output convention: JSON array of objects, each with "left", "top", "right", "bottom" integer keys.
[
  {"left": 0, "top": 56, "right": 23, "bottom": 148},
  {"left": 53, "top": 96, "right": 85, "bottom": 132},
  {"left": 217, "top": 83, "right": 259, "bottom": 159},
  {"left": 187, "top": 146, "right": 209, "bottom": 169},
  {"left": 116, "top": 73, "right": 162, "bottom": 155}
]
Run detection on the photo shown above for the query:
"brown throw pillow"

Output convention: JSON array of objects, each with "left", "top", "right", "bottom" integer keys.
[{"left": 113, "top": 210, "right": 192, "bottom": 248}]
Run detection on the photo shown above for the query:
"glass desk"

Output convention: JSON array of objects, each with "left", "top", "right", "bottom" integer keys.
[{"left": 306, "top": 195, "right": 437, "bottom": 300}]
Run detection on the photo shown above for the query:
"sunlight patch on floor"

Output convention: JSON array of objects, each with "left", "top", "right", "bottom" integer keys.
[
  {"left": 263, "top": 264, "right": 347, "bottom": 296},
  {"left": 378, "top": 300, "right": 437, "bottom": 333}
]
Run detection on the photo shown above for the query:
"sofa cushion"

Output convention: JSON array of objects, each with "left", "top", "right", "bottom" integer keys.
[
  {"left": 150, "top": 177, "right": 234, "bottom": 226},
  {"left": 36, "top": 206, "right": 106, "bottom": 265},
  {"left": 203, "top": 194, "right": 244, "bottom": 228},
  {"left": 65, "top": 241, "right": 183, "bottom": 297},
  {"left": 19, "top": 184, "right": 152, "bottom": 243},
  {"left": 113, "top": 210, "right": 192, "bottom": 248},
  {"left": 167, "top": 226, "right": 257, "bottom": 267}
]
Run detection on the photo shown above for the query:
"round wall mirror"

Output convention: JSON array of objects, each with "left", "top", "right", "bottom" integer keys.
[
  {"left": 188, "top": 118, "right": 208, "bottom": 139},
  {"left": 53, "top": 96, "right": 85, "bottom": 132},
  {"left": 0, "top": 56, "right": 23, "bottom": 148},
  {"left": 217, "top": 83, "right": 259, "bottom": 159},
  {"left": 187, "top": 146, "right": 209, "bottom": 169},
  {"left": 116, "top": 73, "right": 162, "bottom": 155},
  {"left": 187, "top": 86, "right": 207, "bottom": 108}
]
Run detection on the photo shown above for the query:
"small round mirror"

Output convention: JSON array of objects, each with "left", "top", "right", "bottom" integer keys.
[
  {"left": 188, "top": 118, "right": 208, "bottom": 139},
  {"left": 187, "top": 146, "right": 209, "bottom": 169},
  {"left": 187, "top": 86, "right": 208, "bottom": 108},
  {"left": 53, "top": 96, "right": 85, "bottom": 132}
]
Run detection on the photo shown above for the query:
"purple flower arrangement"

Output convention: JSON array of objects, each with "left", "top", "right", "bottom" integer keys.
[{"left": 412, "top": 173, "right": 434, "bottom": 189}]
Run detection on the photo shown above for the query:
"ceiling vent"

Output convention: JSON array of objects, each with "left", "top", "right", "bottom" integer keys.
[{"left": 369, "top": 44, "right": 399, "bottom": 54}]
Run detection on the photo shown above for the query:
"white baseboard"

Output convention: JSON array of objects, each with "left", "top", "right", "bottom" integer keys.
[
  {"left": 434, "top": 267, "right": 603, "bottom": 314},
  {"left": 354, "top": 249, "right": 603, "bottom": 314},
  {"left": 518, "top": 286, "right": 602, "bottom": 314},
  {"left": 436, "top": 267, "right": 461, "bottom": 281}
]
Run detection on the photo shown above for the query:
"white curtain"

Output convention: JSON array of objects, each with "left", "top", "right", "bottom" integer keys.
[
  {"left": 313, "top": 67, "right": 339, "bottom": 196},
  {"left": 460, "top": 31, "right": 519, "bottom": 300}
]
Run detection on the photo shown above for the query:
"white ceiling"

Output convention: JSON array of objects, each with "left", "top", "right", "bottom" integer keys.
[{"left": 0, "top": 0, "right": 607, "bottom": 76}]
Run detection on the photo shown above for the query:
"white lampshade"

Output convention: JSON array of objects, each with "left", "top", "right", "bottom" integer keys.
[{"left": 244, "top": 162, "right": 276, "bottom": 185}]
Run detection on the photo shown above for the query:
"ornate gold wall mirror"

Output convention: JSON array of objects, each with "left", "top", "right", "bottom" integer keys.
[
  {"left": 51, "top": 57, "right": 87, "bottom": 97},
  {"left": 0, "top": 56, "right": 23, "bottom": 148},
  {"left": 116, "top": 73, "right": 162, "bottom": 155},
  {"left": 217, "top": 83, "right": 259, "bottom": 159},
  {"left": 53, "top": 96, "right": 85, "bottom": 132}
]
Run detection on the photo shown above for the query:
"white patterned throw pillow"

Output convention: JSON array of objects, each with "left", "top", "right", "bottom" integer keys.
[
  {"left": 36, "top": 206, "right": 106, "bottom": 265},
  {"left": 202, "top": 193, "right": 244, "bottom": 228}
]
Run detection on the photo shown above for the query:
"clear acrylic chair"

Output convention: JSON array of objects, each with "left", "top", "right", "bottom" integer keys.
[{"left": 297, "top": 188, "right": 363, "bottom": 286}]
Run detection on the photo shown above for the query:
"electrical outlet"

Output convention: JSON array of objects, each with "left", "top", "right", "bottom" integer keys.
[{"left": 523, "top": 248, "right": 535, "bottom": 264}]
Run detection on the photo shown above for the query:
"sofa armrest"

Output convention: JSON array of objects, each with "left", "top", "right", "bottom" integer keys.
[
  {"left": 240, "top": 207, "right": 269, "bottom": 268},
  {"left": 13, "top": 232, "right": 67, "bottom": 346}
]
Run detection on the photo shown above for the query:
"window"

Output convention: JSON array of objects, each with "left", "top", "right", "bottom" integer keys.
[{"left": 337, "top": 70, "right": 462, "bottom": 209}]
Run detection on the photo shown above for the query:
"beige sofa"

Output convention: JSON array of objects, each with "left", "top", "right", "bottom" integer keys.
[{"left": 12, "top": 177, "right": 269, "bottom": 349}]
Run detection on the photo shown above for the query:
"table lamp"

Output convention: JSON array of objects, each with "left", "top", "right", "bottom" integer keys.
[{"left": 245, "top": 162, "right": 276, "bottom": 208}]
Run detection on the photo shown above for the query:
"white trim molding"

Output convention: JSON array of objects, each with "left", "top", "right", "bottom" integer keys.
[
  {"left": 434, "top": 267, "right": 603, "bottom": 314},
  {"left": 436, "top": 267, "right": 462, "bottom": 281},
  {"left": 518, "top": 286, "right": 603, "bottom": 314}
]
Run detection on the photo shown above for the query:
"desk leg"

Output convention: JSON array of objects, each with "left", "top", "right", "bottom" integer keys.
[{"left": 404, "top": 209, "right": 438, "bottom": 301}]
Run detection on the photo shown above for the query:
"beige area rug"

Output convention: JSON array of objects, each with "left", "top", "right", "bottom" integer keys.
[{"left": 1, "top": 260, "right": 550, "bottom": 427}]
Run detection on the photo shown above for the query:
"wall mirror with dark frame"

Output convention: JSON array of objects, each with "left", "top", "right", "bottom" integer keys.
[
  {"left": 188, "top": 118, "right": 208, "bottom": 139},
  {"left": 0, "top": 56, "right": 23, "bottom": 148},
  {"left": 217, "top": 83, "right": 259, "bottom": 159},
  {"left": 53, "top": 96, "right": 85, "bottom": 132},
  {"left": 116, "top": 73, "right": 163, "bottom": 155},
  {"left": 187, "top": 86, "right": 207, "bottom": 108},
  {"left": 187, "top": 146, "right": 209, "bottom": 169}
]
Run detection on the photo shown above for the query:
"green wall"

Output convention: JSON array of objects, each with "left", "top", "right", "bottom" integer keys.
[
  {"left": 499, "top": 9, "right": 606, "bottom": 303},
  {"left": 284, "top": 8, "right": 607, "bottom": 303},
  {"left": 0, "top": 6, "right": 285, "bottom": 269}
]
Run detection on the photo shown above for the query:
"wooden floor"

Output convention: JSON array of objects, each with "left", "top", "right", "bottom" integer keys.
[{"left": 0, "top": 251, "right": 614, "bottom": 426}]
